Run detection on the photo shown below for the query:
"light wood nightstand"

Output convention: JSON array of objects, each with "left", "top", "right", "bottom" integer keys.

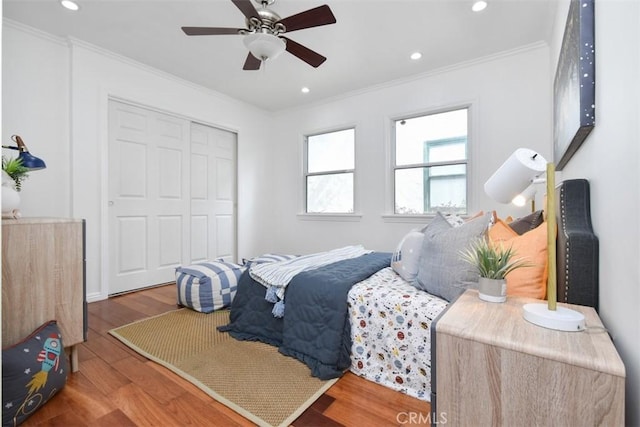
[
  {"left": 2, "top": 218, "right": 87, "bottom": 372},
  {"left": 432, "top": 289, "right": 625, "bottom": 426}
]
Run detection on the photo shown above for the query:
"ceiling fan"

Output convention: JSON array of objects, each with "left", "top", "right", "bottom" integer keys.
[{"left": 182, "top": 0, "right": 336, "bottom": 70}]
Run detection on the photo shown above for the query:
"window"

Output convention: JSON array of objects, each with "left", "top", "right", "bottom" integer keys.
[
  {"left": 304, "top": 128, "right": 355, "bottom": 213},
  {"left": 393, "top": 108, "right": 468, "bottom": 215}
]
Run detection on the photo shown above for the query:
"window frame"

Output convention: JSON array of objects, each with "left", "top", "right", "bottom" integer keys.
[
  {"left": 390, "top": 106, "right": 471, "bottom": 218},
  {"left": 302, "top": 126, "right": 357, "bottom": 217}
]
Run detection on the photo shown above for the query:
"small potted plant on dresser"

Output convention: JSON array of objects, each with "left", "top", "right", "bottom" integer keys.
[
  {"left": 461, "top": 237, "right": 531, "bottom": 302},
  {"left": 1, "top": 157, "right": 29, "bottom": 218}
]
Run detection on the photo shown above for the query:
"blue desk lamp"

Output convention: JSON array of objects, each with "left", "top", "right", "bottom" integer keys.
[{"left": 2, "top": 135, "right": 47, "bottom": 170}]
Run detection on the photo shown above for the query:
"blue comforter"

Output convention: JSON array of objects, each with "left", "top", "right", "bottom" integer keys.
[{"left": 219, "top": 252, "right": 391, "bottom": 379}]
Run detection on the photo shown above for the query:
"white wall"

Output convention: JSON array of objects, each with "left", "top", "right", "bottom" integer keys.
[
  {"left": 2, "top": 24, "right": 71, "bottom": 217},
  {"left": 2, "top": 21, "right": 276, "bottom": 302},
  {"left": 550, "top": 1, "right": 640, "bottom": 424},
  {"left": 268, "top": 44, "right": 551, "bottom": 255}
]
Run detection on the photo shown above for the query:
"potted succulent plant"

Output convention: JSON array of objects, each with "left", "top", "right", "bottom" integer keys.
[
  {"left": 2, "top": 156, "right": 29, "bottom": 191},
  {"left": 2, "top": 156, "right": 29, "bottom": 218},
  {"left": 461, "top": 237, "right": 531, "bottom": 302}
]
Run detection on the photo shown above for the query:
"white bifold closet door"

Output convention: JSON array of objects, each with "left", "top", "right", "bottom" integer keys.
[
  {"left": 189, "top": 122, "right": 237, "bottom": 264},
  {"left": 108, "top": 100, "right": 237, "bottom": 295}
]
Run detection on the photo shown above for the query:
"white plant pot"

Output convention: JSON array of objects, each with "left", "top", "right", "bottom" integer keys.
[
  {"left": 478, "top": 277, "right": 507, "bottom": 303},
  {"left": 2, "top": 185, "right": 21, "bottom": 218}
]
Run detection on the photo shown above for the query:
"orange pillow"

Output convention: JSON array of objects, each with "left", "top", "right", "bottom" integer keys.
[
  {"left": 488, "top": 219, "right": 548, "bottom": 299},
  {"left": 466, "top": 210, "right": 485, "bottom": 221}
]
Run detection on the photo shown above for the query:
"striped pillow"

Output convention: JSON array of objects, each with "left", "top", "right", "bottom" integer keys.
[{"left": 175, "top": 261, "right": 246, "bottom": 313}]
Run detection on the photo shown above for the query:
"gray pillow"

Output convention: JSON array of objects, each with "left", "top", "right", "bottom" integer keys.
[
  {"left": 416, "top": 212, "right": 492, "bottom": 301},
  {"left": 421, "top": 211, "right": 453, "bottom": 236}
]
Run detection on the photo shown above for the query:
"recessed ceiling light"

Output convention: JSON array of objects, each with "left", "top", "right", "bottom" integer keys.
[
  {"left": 472, "top": 1, "right": 487, "bottom": 12},
  {"left": 410, "top": 52, "right": 422, "bottom": 60},
  {"left": 301, "top": 87, "right": 310, "bottom": 94},
  {"left": 60, "top": 0, "right": 80, "bottom": 11}
]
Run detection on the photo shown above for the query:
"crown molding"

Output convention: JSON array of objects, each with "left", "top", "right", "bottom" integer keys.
[
  {"left": 3, "top": 18, "right": 267, "bottom": 115},
  {"left": 3, "top": 18, "right": 68, "bottom": 46},
  {"left": 275, "top": 41, "right": 549, "bottom": 115},
  {"left": 66, "top": 36, "right": 266, "bottom": 114}
]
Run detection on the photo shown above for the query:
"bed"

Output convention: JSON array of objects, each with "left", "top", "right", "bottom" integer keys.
[
  {"left": 219, "top": 250, "right": 392, "bottom": 379},
  {"left": 219, "top": 179, "right": 599, "bottom": 401}
]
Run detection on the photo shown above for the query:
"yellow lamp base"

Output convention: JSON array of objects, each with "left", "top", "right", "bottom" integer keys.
[{"left": 522, "top": 303, "right": 585, "bottom": 332}]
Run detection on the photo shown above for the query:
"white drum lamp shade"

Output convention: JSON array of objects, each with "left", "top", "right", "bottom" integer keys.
[{"left": 484, "top": 148, "right": 547, "bottom": 204}]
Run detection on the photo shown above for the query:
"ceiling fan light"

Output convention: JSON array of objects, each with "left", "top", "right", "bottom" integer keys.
[{"left": 243, "top": 33, "right": 286, "bottom": 61}]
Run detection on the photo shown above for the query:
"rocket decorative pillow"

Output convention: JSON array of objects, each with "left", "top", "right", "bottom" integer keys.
[
  {"left": 2, "top": 321, "right": 68, "bottom": 427},
  {"left": 391, "top": 230, "right": 425, "bottom": 283}
]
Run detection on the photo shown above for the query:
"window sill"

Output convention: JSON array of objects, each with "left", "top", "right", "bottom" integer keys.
[
  {"left": 381, "top": 214, "right": 435, "bottom": 224},
  {"left": 297, "top": 213, "right": 363, "bottom": 222}
]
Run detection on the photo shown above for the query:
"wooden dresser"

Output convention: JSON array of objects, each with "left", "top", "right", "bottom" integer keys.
[
  {"left": 2, "top": 217, "right": 86, "bottom": 372},
  {"left": 432, "top": 290, "right": 625, "bottom": 426}
]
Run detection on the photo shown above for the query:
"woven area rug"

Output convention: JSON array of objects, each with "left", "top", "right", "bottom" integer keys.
[{"left": 109, "top": 309, "right": 338, "bottom": 427}]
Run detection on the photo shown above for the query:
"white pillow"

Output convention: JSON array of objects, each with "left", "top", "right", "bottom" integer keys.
[
  {"left": 391, "top": 230, "right": 425, "bottom": 283},
  {"left": 443, "top": 213, "right": 466, "bottom": 227}
]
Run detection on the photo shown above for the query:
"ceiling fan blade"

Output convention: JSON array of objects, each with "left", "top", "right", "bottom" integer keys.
[
  {"left": 281, "top": 37, "right": 327, "bottom": 68},
  {"left": 243, "top": 52, "right": 262, "bottom": 70},
  {"left": 182, "top": 27, "right": 242, "bottom": 36},
  {"left": 277, "top": 5, "right": 336, "bottom": 33},
  {"left": 232, "top": 0, "right": 259, "bottom": 20}
]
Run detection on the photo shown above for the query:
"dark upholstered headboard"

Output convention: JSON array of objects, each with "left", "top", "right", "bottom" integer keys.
[{"left": 555, "top": 179, "right": 599, "bottom": 310}]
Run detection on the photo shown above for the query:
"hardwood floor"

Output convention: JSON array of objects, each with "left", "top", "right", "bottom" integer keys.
[{"left": 21, "top": 284, "right": 431, "bottom": 426}]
